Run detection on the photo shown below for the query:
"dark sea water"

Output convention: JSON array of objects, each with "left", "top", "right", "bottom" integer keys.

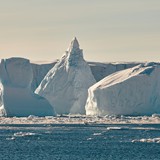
[{"left": 0, "top": 123, "right": 160, "bottom": 160}]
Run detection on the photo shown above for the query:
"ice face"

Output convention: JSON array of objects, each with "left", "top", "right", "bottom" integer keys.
[{"left": 0, "top": 58, "right": 32, "bottom": 88}]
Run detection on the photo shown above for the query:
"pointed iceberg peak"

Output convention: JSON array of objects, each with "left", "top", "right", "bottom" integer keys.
[
  {"left": 67, "top": 37, "right": 80, "bottom": 52},
  {"left": 66, "top": 37, "right": 84, "bottom": 67},
  {"left": 71, "top": 37, "right": 79, "bottom": 48}
]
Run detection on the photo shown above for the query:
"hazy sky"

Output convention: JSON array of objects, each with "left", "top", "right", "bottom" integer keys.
[{"left": 0, "top": 0, "right": 160, "bottom": 62}]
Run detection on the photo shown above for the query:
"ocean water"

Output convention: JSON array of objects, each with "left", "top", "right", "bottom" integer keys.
[{"left": 0, "top": 123, "right": 160, "bottom": 160}]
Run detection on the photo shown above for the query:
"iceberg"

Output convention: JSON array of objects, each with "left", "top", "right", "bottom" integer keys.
[
  {"left": 86, "top": 62, "right": 160, "bottom": 116},
  {"left": 35, "top": 37, "right": 96, "bottom": 114},
  {"left": 0, "top": 58, "right": 55, "bottom": 117}
]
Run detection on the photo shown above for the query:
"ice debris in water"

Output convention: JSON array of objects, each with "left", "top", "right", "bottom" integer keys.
[
  {"left": 93, "top": 133, "right": 102, "bottom": 136},
  {"left": 132, "top": 138, "right": 160, "bottom": 143},
  {"left": 0, "top": 114, "right": 160, "bottom": 124},
  {"left": 13, "top": 132, "right": 37, "bottom": 137}
]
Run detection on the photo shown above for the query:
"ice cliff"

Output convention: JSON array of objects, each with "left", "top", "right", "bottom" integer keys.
[
  {"left": 86, "top": 62, "right": 160, "bottom": 116},
  {"left": 0, "top": 58, "right": 55, "bottom": 117},
  {"left": 35, "top": 37, "right": 96, "bottom": 114}
]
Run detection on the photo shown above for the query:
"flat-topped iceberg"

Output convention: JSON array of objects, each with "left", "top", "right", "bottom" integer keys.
[{"left": 86, "top": 62, "right": 160, "bottom": 116}]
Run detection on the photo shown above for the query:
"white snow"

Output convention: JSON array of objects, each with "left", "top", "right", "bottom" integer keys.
[
  {"left": 86, "top": 62, "right": 160, "bottom": 116},
  {"left": 0, "top": 57, "right": 55, "bottom": 117},
  {"left": 35, "top": 37, "right": 96, "bottom": 114}
]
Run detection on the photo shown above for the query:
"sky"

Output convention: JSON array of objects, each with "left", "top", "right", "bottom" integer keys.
[{"left": 0, "top": 0, "right": 160, "bottom": 62}]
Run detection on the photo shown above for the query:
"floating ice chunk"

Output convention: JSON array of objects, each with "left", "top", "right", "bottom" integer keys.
[
  {"left": 13, "top": 132, "right": 37, "bottom": 137},
  {"left": 107, "top": 127, "right": 129, "bottom": 130},
  {"left": 6, "top": 137, "right": 15, "bottom": 140},
  {"left": 152, "top": 114, "right": 160, "bottom": 118},
  {"left": 132, "top": 138, "right": 160, "bottom": 143},
  {"left": 93, "top": 133, "right": 102, "bottom": 136}
]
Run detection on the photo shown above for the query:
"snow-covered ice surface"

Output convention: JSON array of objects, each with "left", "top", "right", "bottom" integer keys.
[
  {"left": 36, "top": 38, "right": 96, "bottom": 114},
  {"left": 1, "top": 116, "right": 160, "bottom": 159},
  {"left": 86, "top": 62, "right": 160, "bottom": 116},
  {"left": 0, "top": 58, "right": 55, "bottom": 117}
]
